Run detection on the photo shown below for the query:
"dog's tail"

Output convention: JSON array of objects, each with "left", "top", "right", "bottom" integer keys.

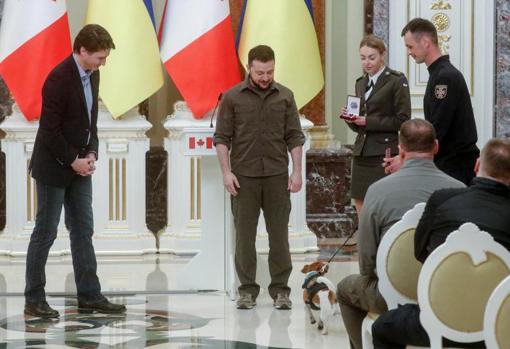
[
  {"left": 317, "top": 276, "right": 336, "bottom": 293},
  {"left": 318, "top": 290, "right": 335, "bottom": 317}
]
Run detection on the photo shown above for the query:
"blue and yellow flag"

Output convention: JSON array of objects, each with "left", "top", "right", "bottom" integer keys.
[
  {"left": 86, "top": 0, "right": 163, "bottom": 118},
  {"left": 237, "top": 0, "right": 324, "bottom": 109}
]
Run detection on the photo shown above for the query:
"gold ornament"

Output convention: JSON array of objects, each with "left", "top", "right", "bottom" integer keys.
[
  {"left": 431, "top": 13, "right": 450, "bottom": 32},
  {"left": 438, "top": 34, "right": 451, "bottom": 54},
  {"left": 430, "top": 0, "right": 452, "bottom": 10}
]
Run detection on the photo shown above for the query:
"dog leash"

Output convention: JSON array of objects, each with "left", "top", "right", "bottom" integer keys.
[{"left": 325, "top": 228, "right": 358, "bottom": 265}]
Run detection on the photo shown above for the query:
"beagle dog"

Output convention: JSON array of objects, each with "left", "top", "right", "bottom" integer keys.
[{"left": 301, "top": 261, "right": 340, "bottom": 335}]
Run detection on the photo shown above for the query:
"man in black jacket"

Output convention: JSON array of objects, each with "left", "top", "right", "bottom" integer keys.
[
  {"left": 372, "top": 138, "right": 510, "bottom": 349},
  {"left": 385, "top": 18, "right": 479, "bottom": 185},
  {"left": 402, "top": 18, "right": 479, "bottom": 184},
  {"left": 25, "top": 24, "right": 125, "bottom": 318}
]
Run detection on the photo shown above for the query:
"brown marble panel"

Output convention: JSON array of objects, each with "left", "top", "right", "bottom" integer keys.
[
  {"left": 306, "top": 147, "right": 357, "bottom": 258},
  {"left": 365, "top": 0, "right": 374, "bottom": 34},
  {"left": 0, "top": 79, "right": 11, "bottom": 123},
  {"left": 146, "top": 147, "right": 167, "bottom": 240}
]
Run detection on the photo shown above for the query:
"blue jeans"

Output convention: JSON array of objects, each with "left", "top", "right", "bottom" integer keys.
[{"left": 25, "top": 176, "right": 102, "bottom": 303}]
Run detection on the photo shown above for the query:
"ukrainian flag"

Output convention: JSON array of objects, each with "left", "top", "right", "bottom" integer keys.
[
  {"left": 237, "top": 0, "right": 324, "bottom": 109},
  {"left": 86, "top": 0, "right": 163, "bottom": 118}
]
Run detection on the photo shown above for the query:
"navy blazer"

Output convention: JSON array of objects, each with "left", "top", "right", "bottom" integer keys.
[{"left": 30, "top": 54, "right": 99, "bottom": 188}]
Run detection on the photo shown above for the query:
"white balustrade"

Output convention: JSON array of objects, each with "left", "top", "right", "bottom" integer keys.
[
  {"left": 0, "top": 99, "right": 318, "bottom": 260},
  {"left": 0, "top": 103, "right": 153, "bottom": 256}
]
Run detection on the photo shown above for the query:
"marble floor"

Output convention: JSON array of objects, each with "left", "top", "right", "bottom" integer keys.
[{"left": 0, "top": 253, "right": 359, "bottom": 348}]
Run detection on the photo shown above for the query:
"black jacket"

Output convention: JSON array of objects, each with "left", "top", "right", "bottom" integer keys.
[
  {"left": 414, "top": 177, "right": 510, "bottom": 263},
  {"left": 348, "top": 67, "right": 411, "bottom": 157},
  {"left": 30, "top": 55, "right": 99, "bottom": 187},
  {"left": 424, "top": 55, "right": 479, "bottom": 172}
]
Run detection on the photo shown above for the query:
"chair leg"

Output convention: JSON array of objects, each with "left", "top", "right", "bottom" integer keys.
[
  {"left": 361, "top": 316, "right": 375, "bottom": 349},
  {"left": 428, "top": 334, "right": 441, "bottom": 349}
]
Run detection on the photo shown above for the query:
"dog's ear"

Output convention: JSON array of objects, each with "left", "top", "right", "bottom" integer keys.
[{"left": 307, "top": 261, "right": 318, "bottom": 270}]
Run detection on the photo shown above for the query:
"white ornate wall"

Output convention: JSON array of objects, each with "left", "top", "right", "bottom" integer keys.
[{"left": 387, "top": 0, "right": 495, "bottom": 145}]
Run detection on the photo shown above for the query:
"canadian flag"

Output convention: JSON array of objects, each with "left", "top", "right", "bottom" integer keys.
[
  {"left": 159, "top": 0, "right": 241, "bottom": 119},
  {"left": 0, "top": 0, "right": 71, "bottom": 121},
  {"left": 188, "top": 136, "right": 213, "bottom": 150}
]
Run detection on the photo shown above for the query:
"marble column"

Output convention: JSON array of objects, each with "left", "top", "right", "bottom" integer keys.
[
  {"left": 0, "top": 0, "right": 11, "bottom": 230},
  {"left": 366, "top": 0, "right": 390, "bottom": 62},
  {"left": 372, "top": 0, "right": 390, "bottom": 44},
  {"left": 496, "top": 0, "right": 510, "bottom": 137}
]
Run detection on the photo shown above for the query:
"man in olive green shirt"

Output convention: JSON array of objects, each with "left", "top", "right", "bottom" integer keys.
[{"left": 214, "top": 45, "right": 305, "bottom": 310}]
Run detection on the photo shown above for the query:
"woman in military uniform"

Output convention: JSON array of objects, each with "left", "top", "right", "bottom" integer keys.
[{"left": 340, "top": 35, "right": 411, "bottom": 216}]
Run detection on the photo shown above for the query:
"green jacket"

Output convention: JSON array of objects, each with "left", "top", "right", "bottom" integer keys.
[{"left": 348, "top": 67, "right": 411, "bottom": 157}]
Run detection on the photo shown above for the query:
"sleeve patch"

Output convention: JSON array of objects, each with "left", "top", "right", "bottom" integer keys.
[{"left": 434, "top": 85, "right": 448, "bottom": 99}]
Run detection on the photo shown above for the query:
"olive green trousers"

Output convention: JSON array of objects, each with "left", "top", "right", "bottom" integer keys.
[{"left": 232, "top": 173, "right": 292, "bottom": 300}]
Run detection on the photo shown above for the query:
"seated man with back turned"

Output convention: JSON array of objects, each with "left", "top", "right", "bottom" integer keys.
[
  {"left": 337, "top": 119, "right": 464, "bottom": 349},
  {"left": 372, "top": 138, "right": 510, "bottom": 349}
]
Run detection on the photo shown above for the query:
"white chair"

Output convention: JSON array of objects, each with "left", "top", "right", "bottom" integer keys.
[
  {"left": 418, "top": 223, "right": 510, "bottom": 349},
  {"left": 361, "top": 202, "right": 425, "bottom": 349},
  {"left": 484, "top": 274, "right": 510, "bottom": 349},
  {"left": 376, "top": 202, "right": 426, "bottom": 308}
]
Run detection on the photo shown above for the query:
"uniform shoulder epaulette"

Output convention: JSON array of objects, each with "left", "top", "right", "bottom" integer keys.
[
  {"left": 355, "top": 74, "right": 366, "bottom": 82},
  {"left": 386, "top": 68, "right": 404, "bottom": 77}
]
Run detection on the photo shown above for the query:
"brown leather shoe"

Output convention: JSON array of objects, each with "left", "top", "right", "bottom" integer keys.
[
  {"left": 24, "top": 301, "right": 59, "bottom": 318},
  {"left": 78, "top": 298, "right": 126, "bottom": 314}
]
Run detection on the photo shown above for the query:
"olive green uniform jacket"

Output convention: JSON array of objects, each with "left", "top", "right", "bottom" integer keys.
[{"left": 348, "top": 67, "right": 411, "bottom": 157}]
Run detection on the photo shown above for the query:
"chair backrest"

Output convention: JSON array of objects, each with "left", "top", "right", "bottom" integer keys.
[
  {"left": 484, "top": 275, "right": 510, "bottom": 349},
  {"left": 376, "top": 202, "right": 425, "bottom": 309},
  {"left": 418, "top": 223, "right": 510, "bottom": 347}
]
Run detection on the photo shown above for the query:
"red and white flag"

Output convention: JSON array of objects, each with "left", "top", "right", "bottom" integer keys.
[
  {"left": 188, "top": 135, "right": 213, "bottom": 150},
  {"left": 159, "top": 0, "right": 241, "bottom": 119},
  {"left": 0, "top": 0, "right": 71, "bottom": 121}
]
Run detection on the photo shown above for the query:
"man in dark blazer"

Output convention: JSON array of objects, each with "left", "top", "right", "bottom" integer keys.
[
  {"left": 372, "top": 138, "right": 510, "bottom": 349},
  {"left": 25, "top": 24, "right": 125, "bottom": 318}
]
